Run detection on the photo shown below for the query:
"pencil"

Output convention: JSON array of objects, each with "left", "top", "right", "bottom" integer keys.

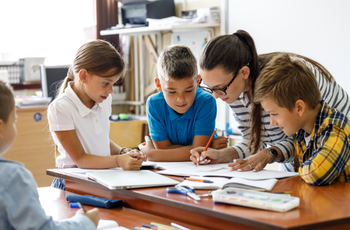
[
  {"left": 77, "top": 202, "right": 86, "bottom": 213},
  {"left": 197, "top": 129, "right": 216, "bottom": 166},
  {"left": 184, "top": 177, "right": 213, "bottom": 183}
]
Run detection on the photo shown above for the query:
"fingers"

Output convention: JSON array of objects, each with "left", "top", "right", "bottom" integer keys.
[
  {"left": 228, "top": 158, "right": 264, "bottom": 172},
  {"left": 145, "top": 136, "right": 151, "bottom": 142}
]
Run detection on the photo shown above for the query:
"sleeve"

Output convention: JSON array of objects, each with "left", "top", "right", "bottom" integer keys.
[
  {"left": 194, "top": 96, "right": 217, "bottom": 136},
  {"left": 2, "top": 166, "right": 96, "bottom": 230},
  {"left": 147, "top": 96, "right": 169, "bottom": 142},
  {"left": 231, "top": 112, "right": 295, "bottom": 162},
  {"left": 298, "top": 125, "right": 350, "bottom": 186},
  {"left": 48, "top": 101, "right": 75, "bottom": 132}
]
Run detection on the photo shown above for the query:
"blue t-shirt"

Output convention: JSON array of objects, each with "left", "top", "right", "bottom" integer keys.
[{"left": 147, "top": 88, "right": 217, "bottom": 145}]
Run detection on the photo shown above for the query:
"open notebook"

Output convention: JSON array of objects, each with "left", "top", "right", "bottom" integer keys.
[
  {"left": 87, "top": 170, "right": 179, "bottom": 190},
  {"left": 178, "top": 176, "right": 278, "bottom": 191}
]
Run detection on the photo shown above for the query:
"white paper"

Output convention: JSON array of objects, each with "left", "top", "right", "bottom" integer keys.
[{"left": 97, "top": 220, "right": 130, "bottom": 230}]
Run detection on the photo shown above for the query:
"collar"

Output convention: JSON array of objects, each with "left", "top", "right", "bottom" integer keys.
[
  {"left": 65, "top": 82, "right": 101, "bottom": 118},
  {"left": 295, "top": 100, "right": 327, "bottom": 142},
  {"left": 240, "top": 91, "right": 251, "bottom": 107},
  {"left": 167, "top": 103, "right": 194, "bottom": 121}
]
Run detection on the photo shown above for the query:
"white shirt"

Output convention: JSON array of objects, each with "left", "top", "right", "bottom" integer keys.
[{"left": 48, "top": 82, "right": 112, "bottom": 168}]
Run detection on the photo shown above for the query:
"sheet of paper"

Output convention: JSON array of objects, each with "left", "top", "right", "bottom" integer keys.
[
  {"left": 97, "top": 219, "right": 130, "bottom": 230},
  {"left": 156, "top": 162, "right": 299, "bottom": 180}
]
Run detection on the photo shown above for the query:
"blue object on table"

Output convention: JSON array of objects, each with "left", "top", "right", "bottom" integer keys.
[
  {"left": 70, "top": 202, "right": 79, "bottom": 208},
  {"left": 66, "top": 194, "right": 123, "bottom": 209},
  {"left": 166, "top": 185, "right": 201, "bottom": 201}
]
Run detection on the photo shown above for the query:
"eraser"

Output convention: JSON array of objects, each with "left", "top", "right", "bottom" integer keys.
[{"left": 70, "top": 202, "right": 79, "bottom": 208}]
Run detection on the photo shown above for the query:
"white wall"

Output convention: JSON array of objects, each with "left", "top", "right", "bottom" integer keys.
[{"left": 227, "top": 0, "right": 350, "bottom": 94}]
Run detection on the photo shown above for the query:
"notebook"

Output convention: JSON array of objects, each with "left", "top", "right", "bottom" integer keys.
[
  {"left": 178, "top": 176, "right": 278, "bottom": 191},
  {"left": 87, "top": 170, "right": 179, "bottom": 190}
]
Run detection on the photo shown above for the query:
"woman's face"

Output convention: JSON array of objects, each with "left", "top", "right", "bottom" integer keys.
[{"left": 199, "top": 66, "right": 250, "bottom": 104}]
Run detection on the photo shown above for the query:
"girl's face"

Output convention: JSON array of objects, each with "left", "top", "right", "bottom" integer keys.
[
  {"left": 199, "top": 66, "right": 250, "bottom": 104},
  {"left": 76, "top": 68, "right": 121, "bottom": 108},
  {"left": 0, "top": 107, "right": 17, "bottom": 155}
]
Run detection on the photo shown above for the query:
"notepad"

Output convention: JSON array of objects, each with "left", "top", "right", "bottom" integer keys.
[
  {"left": 97, "top": 220, "right": 129, "bottom": 230},
  {"left": 178, "top": 176, "right": 278, "bottom": 191},
  {"left": 87, "top": 170, "right": 179, "bottom": 190}
]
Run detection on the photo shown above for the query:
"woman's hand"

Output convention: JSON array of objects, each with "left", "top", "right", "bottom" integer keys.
[{"left": 228, "top": 149, "right": 273, "bottom": 172}]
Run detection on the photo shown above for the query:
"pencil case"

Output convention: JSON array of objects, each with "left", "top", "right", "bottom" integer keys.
[{"left": 66, "top": 194, "right": 123, "bottom": 209}]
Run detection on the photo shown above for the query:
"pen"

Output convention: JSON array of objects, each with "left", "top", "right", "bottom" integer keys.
[
  {"left": 77, "top": 202, "right": 86, "bottom": 213},
  {"left": 184, "top": 177, "right": 213, "bottom": 183},
  {"left": 197, "top": 129, "right": 216, "bottom": 167}
]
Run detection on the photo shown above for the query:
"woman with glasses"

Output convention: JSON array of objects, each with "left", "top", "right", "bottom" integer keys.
[{"left": 190, "top": 29, "right": 350, "bottom": 172}]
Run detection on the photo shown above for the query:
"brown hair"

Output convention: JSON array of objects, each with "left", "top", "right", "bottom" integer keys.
[
  {"left": 0, "top": 81, "right": 15, "bottom": 123},
  {"left": 157, "top": 45, "right": 198, "bottom": 81},
  {"left": 200, "top": 30, "right": 260, "bottom": 91},
  {"left": 249, "top": 53, "right": 325, "bottom": 154},
  {"left": 57, "top": 40, "right": 125, "bottom": 95}
]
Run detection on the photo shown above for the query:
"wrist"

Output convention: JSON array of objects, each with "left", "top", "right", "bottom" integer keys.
[
  {"left": 119, "top": 147, "right": 126, "bottom": 155},
  {"left": 115, "top": 155, "right": 119, "bottom": 167}
]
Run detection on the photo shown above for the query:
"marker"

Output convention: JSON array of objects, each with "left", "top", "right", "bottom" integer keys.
[
  {"left": 197, "top": 129, "right": 216, "bottom": 167},
  {"left": 77, "top": 202, "right": 86, "bottom": 213},
  {"left": 184, "top": 177, "right": 213, "bottom": 183}
]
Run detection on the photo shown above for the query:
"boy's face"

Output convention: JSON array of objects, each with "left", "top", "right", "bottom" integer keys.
[
  {"left": 156, "top": 77, "right": 200, "bottom": 115},
  {"left": 261, "top": 97, "right": 302, "bottom": 136},
  {"left": 0, "top": 108, "right": 17, "bottom": 155}
]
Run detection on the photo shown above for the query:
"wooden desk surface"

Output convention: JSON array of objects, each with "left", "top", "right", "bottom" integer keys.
[
  {"left": 47, "top": 169, "right": 350, "bottom": 230},
  {"left": 38, "top": 187, "right": 207, "bottom": 230}
]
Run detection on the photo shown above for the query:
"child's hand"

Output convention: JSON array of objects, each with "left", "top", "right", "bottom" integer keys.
[
  {"left": 117, "top": 149, "right": 144, "bottom": 170},
  {"left": 138, "top": 136, "right": 155, "bottom": 157},
  {"left": 121, "top": 148, "right": 132, "bottom": 154},
  {"left": 211, "top": 136, "right": 228, "bottom": 149},
  {"left": 76, "top": 207, "right": 100, "bottom": 227}
]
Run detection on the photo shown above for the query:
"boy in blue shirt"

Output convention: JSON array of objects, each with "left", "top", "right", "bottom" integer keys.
[
  {"left": 139, "top": 45, "right": 227, "bottom": 161},
  {"left": 0, "top": 80, "right": 99, "bottom": 229}
]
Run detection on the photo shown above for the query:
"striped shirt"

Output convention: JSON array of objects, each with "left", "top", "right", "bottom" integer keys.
[
  {"left": 229, "top": 56, "right": 350, "bottom": 171},
  {"left": 294, "top": 101, "right": 350, "bottom": 185}
]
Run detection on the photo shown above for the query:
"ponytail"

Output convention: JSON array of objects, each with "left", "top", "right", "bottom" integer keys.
[{"left": 56, "top": 67, "right": 74, "bottom": 97}]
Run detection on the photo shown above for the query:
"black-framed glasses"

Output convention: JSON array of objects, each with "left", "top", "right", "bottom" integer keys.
[{"left": 199, "top": 64, "right": 249, "bottom": 96}]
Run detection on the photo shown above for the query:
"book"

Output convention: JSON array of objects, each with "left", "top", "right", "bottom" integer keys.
[{"left": 178, "top": 176, "right": 278, "bottom": 191}]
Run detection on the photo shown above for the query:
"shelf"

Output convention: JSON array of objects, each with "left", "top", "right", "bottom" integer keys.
[{"left": 100, "top": 22, "right": 220, "bottom": 36}]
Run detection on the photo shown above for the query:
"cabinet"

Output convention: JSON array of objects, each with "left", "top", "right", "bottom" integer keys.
[
  {"left": 100, "top": 23, "right": 220, "bottom": 115},
  {"left": 3, "top": 107, "right": 56, "bottom": 187}
]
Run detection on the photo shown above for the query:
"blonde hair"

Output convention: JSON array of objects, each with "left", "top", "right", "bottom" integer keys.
[
  {"left": 0, "top": 81, "right": 15, "bottom": 123},
  {"left": 249, "top": 53, "right": 322, "bottom": 154},
  {"left": 157, "top": 45, "right": 198, "bottom": 81},
  {"left": 57, "top": 40, "right": 125, "bottom": 95}
]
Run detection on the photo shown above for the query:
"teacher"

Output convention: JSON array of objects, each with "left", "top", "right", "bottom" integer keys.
[{"left": 190, "top": 30, "right": 350, "bottom": 172}]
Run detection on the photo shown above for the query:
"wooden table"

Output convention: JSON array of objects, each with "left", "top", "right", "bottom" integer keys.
[
  {"left": 38, "top": 187, "right": 206, "bottom": 230},
  {"left": 47, "top": 169, "right": 350, "bottom": 230}
]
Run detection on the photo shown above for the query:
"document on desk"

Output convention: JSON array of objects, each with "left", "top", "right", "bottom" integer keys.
[
  {"left": 97, "top": 219, "right": 129, "bottom": 230},
  {"left": 156, "top": 162, "right": 299, "bottom": 180}
]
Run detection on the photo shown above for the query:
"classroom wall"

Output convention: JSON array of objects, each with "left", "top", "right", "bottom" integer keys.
[{"left": 227, "top": 0, "right": 350, "bottom": 94}]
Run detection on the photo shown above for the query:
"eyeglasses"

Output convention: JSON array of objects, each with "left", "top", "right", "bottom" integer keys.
[{"left": 199, "top": 64, "right": 248, "bottom": 96}]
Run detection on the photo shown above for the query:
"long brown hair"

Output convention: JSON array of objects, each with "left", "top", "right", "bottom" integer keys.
[
  {"left": 200, "top": 30, "right": 260, "bottom": 90},
  {"left": 0, "top": 81, "right": 14, "bottom": 123},
  {"left": 249, "top": 53, "right": 332, "bottom": 154},
  {"left": 57, "top": 40, "right": 125, "bottom": 96}
]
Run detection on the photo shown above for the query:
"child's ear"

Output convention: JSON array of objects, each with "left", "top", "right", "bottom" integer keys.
[
  {"left": 78, "top": 69, "right": 88, "bottom": 83},
  {"left": 295, "top": 99, "right": 306, "bottom": 116},
  {"left": 154, "top": 78, "right": 162, "bottom": 92}
]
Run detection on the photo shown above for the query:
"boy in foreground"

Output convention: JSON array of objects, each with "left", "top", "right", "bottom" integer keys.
[
  {"left": 253, "top": 54, "right": 350, "bottom": 185},
  {"left": 0, "top": 81, "right": 99, "bottom": 229}
]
